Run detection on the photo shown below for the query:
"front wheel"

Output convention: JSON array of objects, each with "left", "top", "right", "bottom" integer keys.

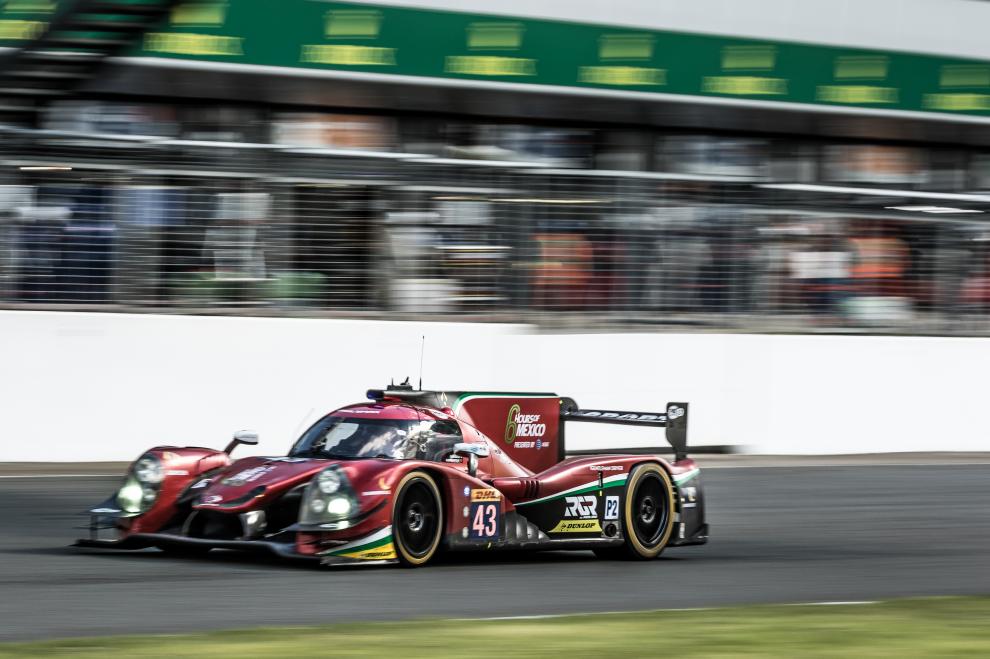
[
  {"left": 392, "top": 471, "right": 444, "bottom": 567},
  {"left": 596, "top": 463, "right": 675, "bottom": 560}
]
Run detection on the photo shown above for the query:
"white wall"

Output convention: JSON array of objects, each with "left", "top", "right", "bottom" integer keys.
[
  {"left": 351, "top": 0, "right": 990, "bottom": 61},
  {"left": 1, "top": 310, "right": 987, "bottom": 461}
]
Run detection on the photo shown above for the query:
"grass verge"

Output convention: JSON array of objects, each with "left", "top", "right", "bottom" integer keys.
[{"left": 2, "top": 596, "right": 990, "bottom": 657}]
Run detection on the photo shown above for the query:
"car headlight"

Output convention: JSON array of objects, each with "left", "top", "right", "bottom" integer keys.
[
  {"left": 326, "top": 496, "right": 351, "bottom": 516},
  {"left": 116, "top": 453, "right": 164, "bottom": 514},
  {"left": 117, "top": 478, "right": 145, "bottom": 514},
  {"left": 317, "top": 469, "right": 341, "bottom": 495},
  {"left": 134, "top": 455, "right": 164, "bottom": 485},
  {"left": 300, "top": 466, "right": 356, "bottom": 526}
]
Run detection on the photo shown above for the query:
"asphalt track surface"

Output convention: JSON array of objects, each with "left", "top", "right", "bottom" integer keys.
[{"left": 2, "top": 464, "right": 989, "bottom": 641}]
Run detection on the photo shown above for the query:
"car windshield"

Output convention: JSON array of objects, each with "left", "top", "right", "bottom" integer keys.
[{"left": 289, "top": 415, "right": 455, "bottom": 461}]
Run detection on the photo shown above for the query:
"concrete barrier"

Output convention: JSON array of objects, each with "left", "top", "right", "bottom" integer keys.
[{"left": 1, "top": 310, "right": 986, "bottom": 461}]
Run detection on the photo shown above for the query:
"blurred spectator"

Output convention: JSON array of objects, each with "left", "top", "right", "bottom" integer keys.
[
  {"left": 12, "top": 206, "right": 67, "bottom": 302},
  {"left": 204, "top": 193, "right": 270, "bottom": 280},
  {"left": 529, "top": 233, "right": 593, "bottom": 309},
  {"left": 788, "top": 235, "right": 851, "bottom": 315},
  {"left": 960, "top": 249, "right": 990, "bottom": 313},
  {"left": 849, "top": 223, "right": 909, "bottom": 298}
]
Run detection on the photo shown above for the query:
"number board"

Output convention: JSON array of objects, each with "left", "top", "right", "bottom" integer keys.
[{"left": 469, "top": 501, "right": 501, "bottom": 540}]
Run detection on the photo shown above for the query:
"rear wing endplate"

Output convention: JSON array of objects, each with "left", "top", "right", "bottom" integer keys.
[{"left": 560, "top": 400, "right": 689, "bottom": 461}]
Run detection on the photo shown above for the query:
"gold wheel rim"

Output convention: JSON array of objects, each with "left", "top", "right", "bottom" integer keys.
[
  {"left": 393, "top": 471, "right": 443, "bottom": 566},
  {"left": 624, "top": 464, "right": 675, "bottom": 558}
]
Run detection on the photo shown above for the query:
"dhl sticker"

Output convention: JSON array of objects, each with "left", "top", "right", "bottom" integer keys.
[{"left": 471, "top": 488, "right": 501, "bottom": 502}]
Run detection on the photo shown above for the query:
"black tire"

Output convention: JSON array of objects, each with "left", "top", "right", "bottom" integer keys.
[
  {"left": 392, "top": 471, "right": 443, "bottom": 567},
  {"left": 597, "top": 463, "right": 675, "bottom": 560}
]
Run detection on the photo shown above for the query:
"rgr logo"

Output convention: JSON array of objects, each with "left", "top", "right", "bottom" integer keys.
[{"left": 564, "top": 495, "right": 597, "bottom": 519}]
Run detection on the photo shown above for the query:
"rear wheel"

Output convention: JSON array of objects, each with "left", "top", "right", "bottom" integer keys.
[
  {"left": 392, "top": 471, "right": 443, "bottom": 567},
  {"left": 595, "top": 463, "right": 675, "bottom": 560}
]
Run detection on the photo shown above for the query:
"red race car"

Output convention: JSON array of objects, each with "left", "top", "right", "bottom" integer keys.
[{"left": 78, "top": 385, "right": 708, "bottom": 566}]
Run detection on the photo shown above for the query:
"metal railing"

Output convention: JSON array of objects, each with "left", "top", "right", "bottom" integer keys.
[{"left": 2, "top": 125, "right": 990, "bottom": 335}]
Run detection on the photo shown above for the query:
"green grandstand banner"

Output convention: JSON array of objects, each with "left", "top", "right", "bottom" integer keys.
[{"left": 2, "top": 0, "right": 990, "bottom": 116}]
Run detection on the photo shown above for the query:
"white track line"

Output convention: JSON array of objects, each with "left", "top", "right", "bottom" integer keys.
[
  {"left": 788, "top": 601, "right": 877, "bottom": 606},
  {"left": 456, "top": 600, "right": 878, "bottom": 621},
  {"left": 0, "top": 474, "right": 119, "bottom": 479}
]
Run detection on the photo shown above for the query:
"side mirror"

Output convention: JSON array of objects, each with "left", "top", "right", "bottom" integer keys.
[
  {"left": 224, "top": 429, "right": 259, "bottom": 455},
  {"left": 453, "top": 442, "right": 489, "bottom": 478}
]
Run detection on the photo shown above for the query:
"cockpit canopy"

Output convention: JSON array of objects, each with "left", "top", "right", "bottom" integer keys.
[{"left": 290, "top": 412, "right": 462, "bottom": 462}]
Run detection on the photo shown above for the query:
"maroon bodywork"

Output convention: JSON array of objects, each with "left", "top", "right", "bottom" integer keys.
[{"left": 80, "top": 388, "right": 708, "bottom": 565}]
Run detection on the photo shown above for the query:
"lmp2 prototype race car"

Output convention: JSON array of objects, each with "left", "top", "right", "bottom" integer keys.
[{"left": 78, "top": 385, "right": 708, "bottom": 566}]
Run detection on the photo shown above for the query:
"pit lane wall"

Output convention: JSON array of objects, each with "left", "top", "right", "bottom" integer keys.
[{"left": 1, "top": 309, "right": 986, "bottom": 462}]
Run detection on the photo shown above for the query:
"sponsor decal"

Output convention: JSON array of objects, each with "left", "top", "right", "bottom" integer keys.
[
  {"left": 604, "top": 495, "right": 620, "bottom": 520},
  {"left": 589, "top": 465, "right": 623, "bottom": 471},
  {"left": 222, "top": 465, "right": 275, "bottom": 486},
  {"left": 512, "top": 440, "right": 550, "bottom": 450},
  {"left": 202, "top": 494, "right": 223, "bottom": 504},
  {"left": 378, "top": 477, "right": 391, "bottom": 491},
  {"left": 463, "top": 486, "right": 471, "bottom": 497},
  {"left": 165, "top": 469, "right": 189, "bottom": 476},
  {"left": 668, "top": 405, "right": 685, "bottom": 420},
  {"left": 550, "top": 519, "right": 602, "bottom": 533},
  {"left": 564, "top": 495, "right": 598, "bottom": 519},
  {"left": 347, "top": 545, "right": 397, "bottom": 560},
  {"left": 266, "top": 457, "right": 309, "bottom": 463},
  {"left": 681, "top": 486, "right": 698, "bottom": 508},
  {"left": 504, "top": 404, "right": 547, "bottom": 445},
  {"left": 325, "top": 527, "right": 397, "bottom": 560},
  {"left": 92, "top": 507, "right": 121, "bottom": 514},
  {"left": 361, "top": 490, "right": 390, "bottom": 496},
  {"left": 577, "top": 411, "right": 666, "bottom": 422},
  {"left": 471, "top": 488, "right": 501, "bottom": 502},
  {"left": 191, "top": 479, "right": 211, "bottom": 489}
]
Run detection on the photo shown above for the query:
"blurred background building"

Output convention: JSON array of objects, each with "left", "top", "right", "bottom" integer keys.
[{"left": 3, "top": 0, "right": 990, "bottom": 332}]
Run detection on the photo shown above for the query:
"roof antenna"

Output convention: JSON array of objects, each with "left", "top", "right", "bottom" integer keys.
[{"left": 418, "top": 335, "right": 425, "bottom": 391}]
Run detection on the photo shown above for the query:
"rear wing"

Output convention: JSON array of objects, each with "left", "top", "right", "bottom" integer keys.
[{"left": 559, "top": 399, "right": 689, "bottom": 461}]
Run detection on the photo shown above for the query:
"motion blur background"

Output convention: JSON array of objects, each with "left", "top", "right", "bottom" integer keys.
[{"left": 3, "top": 0, "right": 990, "bottom": 460}]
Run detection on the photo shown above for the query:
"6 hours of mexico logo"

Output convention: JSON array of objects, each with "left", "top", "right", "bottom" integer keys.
[{"left": 504, "top": 403, "right": 547, "bottom": 449}]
